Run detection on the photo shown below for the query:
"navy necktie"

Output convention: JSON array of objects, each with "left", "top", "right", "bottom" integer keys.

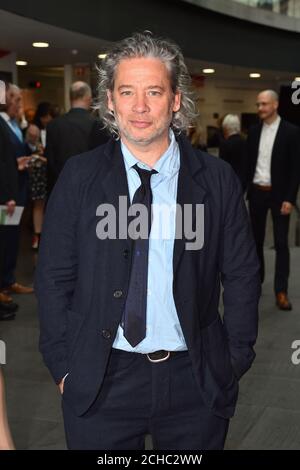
[{"left": 122, "top": 164, "right": 158, "bottom": 347}]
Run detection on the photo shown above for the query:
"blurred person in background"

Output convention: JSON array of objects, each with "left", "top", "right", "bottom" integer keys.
[
  {"left": 220, "top": 114, "right": 247, "bottom": 192},
  {"left": 0, "top": 83, "right": 33, "bottom": 297},
  {"left": 46, "top": 81, "right": 109, "bottom": 196},
  {"left": 16, "top": 105, "right": 28, "bottom": 133},
  {"left": 246, "top": 90, "right": 300, "bottom": 310},
  {"left": 24, "top": 108, "right": 36, "bottom": 126},
  {"left": 187, "top": 119, "right": 207, "bottom": 151},
  {"left": 33, "top": 102, "right": 54, "bottom": 148},
  {"left": 29, "top": 102, "right": 54, "bottom": 248},
  {"left": 0, "top": 83, "right": 20, "bottom": 319},
  {"left": 25, "top": 124, "right": 47, "bottom": 250}
]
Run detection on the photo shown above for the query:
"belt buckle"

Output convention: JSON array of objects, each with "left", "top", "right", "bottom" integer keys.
[{"left": 146, "top": 350, "right": 170, "bottom": 363}]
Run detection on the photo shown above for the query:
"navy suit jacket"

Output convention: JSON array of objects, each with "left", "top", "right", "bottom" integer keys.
[
  {"left": 0, "top": 118, "right": 29, "bottom": 205},
  {"left": 0, "top": 117, "right": 18, "bottom": 204},
  {"left": 35, "top": 134, "right": 261, "bottom": 419}
]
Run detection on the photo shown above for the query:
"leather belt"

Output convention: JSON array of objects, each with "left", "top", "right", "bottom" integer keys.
[
  {"left": 253, "top": 183, "right": 272, "bottom": 191},
  {"left": 111, "top": 348, "right": 188, "bottom": 363},
  {"left": 146, "top": 350, "right": 187, "bottom": 363}
]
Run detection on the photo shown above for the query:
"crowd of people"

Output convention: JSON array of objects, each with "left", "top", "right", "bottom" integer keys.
[{"left": 0, "top": 80, "right": 109, "bottom": 322}]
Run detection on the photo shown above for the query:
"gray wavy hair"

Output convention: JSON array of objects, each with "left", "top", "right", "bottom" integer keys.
[
  {"left": 222, "top": 114, "right": 241, "bottom": 136},
  {"left": 94, "top": 32, "right": 196, "bottom": 136}
]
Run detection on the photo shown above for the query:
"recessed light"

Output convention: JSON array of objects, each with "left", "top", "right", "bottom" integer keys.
[
  {"left": 202, "top": 68, "right": 215, "bottom": 74},
  {"left": 16, "top": 60, "right": 28, "bottom": 66},
  {"left": 32, "top": 42, "right": 49, "bottom": 48},
  {"left": 98, "top": 54, "right": 107, "bottom": 59},
  {"left": 249, "top": 73, "right": 261, "bottom": 78}
]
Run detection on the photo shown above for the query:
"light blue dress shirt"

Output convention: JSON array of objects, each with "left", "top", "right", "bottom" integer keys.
[
  {"left": 0, "top": 113, "right": 23, "bottom": 142},
  {"left": 113, "top": 130, "right": 187, "bottom": 353}
]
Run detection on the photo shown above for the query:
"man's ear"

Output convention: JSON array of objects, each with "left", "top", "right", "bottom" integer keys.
[
  {"left": 107, "top": 90, "right": 114, "bottom": 112},
  {"left": 173, "top": 90, "right": 181, "bottom": 113}
]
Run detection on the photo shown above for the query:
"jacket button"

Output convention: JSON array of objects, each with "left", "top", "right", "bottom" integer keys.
[
  {"left": 113, "top": 290, "right": 123, "bottom": 298},
  {"left": 123, "top": 249, "right": 129, "bottom": 259},
  {"left": 102, "top": 329, "right": 111, "bottom": 339}
]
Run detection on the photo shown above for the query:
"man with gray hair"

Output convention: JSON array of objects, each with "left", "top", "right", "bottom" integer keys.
[
  {"left": 220, "top": 114, "right": 247, "bottom": 190},
  {"left": 36, "top": 32, "right": 260, "bottom": 450},
  {"left": 46, "top": 81, "right": 108, "bottom": 195},
  {"left": 246, "top": 89, "right": 300, "bottom": 310},
  {"left": 0, "top": 82, "right": 33, "bottom": 305}
]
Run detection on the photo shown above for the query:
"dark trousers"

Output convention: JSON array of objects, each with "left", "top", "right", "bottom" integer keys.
[
  {"left": 249, "top": 186, "right": 290, "bottom": 293},
  {"left": 0, "top": 226, "right": 6, "bottom": 286},
  {"left": 0, "top": 225, "right": 19, "bottom": 288},
  {"left": 62, "top": 349, "right": 229, "bottom": 450}
]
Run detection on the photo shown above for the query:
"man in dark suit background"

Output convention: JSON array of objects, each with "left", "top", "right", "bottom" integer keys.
[
  {"left": 246, "top": 90, "right": 300, "bottom": 310},
  {"left": 46, "top": 81, "right": 109, "bottom": 196},
  {"left": 36, "top": 32, "right": 260, "bottom": 450},
  {"left": 0, "top": 83, "right": 33, "bottom": 301},
  {"left": 220, "top": 114, "right": 247, "bottom": 191},
  {"left": 0, "top": 122, "right": 18, "bottom": 320}
]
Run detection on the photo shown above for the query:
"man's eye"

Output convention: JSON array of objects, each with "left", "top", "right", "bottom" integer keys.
[
  {"left": 120, "top": 91, "right": 132, "bottom": 96},
  {"left": 149, "top": 91, "right": 161, "bottom": 96}
]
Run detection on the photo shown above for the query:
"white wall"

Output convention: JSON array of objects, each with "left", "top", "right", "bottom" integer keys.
[{"left": 193, "top": 76, "right": 282, "bottom": 139}]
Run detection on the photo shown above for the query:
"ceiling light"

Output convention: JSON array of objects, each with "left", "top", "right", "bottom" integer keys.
[
  {"left": 16, "top": 60, "right": 27, "bottom": 66},
  {"left": 98, "top": 53, "right": 107, "bottom": 59},
  {"left": 32, "top": 42, "right": 49, "bottom": 48},
  {"left": 249, "top": 73, "right": 261, "bottom": 78},
  {"left": 202, "top": 68, "right": 215, "bottom": 74}
]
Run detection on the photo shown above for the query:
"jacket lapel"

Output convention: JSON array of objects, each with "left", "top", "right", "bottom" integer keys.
[
  {"left": 173, "top": 135, "right": 208, "bottom": 274},
  {"left": 270, "top": 119, "right": 284, "bottom": 169},
  {"left": 101, "top": 139, "right": 132, "bottom": 250},
  {"left": 102, "top": 139, "right": 129, "bottom": 206},
  {"left": 252, "top": 123, "right": 262, "bottom": 170}
]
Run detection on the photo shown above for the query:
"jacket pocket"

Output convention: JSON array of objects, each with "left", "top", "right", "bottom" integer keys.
[{"left": 200, "top": 315, "right": 236, "bottom": 389}]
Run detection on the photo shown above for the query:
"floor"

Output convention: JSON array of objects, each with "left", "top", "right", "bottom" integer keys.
[{"left": 1, "top": 212, "right": 300, "bottom": 450}]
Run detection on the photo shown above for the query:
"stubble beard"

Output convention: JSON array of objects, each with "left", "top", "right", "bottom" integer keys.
[{"left": 114, "top": 109, "right": 173, "bottom": 148}]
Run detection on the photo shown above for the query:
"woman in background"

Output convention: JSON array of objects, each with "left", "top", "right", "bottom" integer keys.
[
  {"left": 33, "top": 102, "right": 54, "bottom": 148},
  {"left": 25, "top": 124, "right": 47, "bottom": 250},
  {"left": 29, "top": 102, "right": 55, "bottom": 249}
]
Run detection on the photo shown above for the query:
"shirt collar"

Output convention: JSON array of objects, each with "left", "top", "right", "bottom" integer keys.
[
  {"left": 263, "top": 115, "right": 281, "bottom": 130},
  {"left": 121, "top": 129, "right": 180, "bottom": 178},
  {"left": 0, "top": 112, "right": 10, "bottom": 123}
]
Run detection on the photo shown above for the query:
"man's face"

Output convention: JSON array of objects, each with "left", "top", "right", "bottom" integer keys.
[
  {"left": 256, "top": 92, "right": 278, "bottom": 121},
  {"left": 107, "top": 57, "right": 181, "bottom": 149},
  {"left": 40, "top": 114, "right": 53, "bottom": 128},
  {"left": 26, "top": 124, "right": 40, "bottom": 145},
  {"left": 6, "top": 87, "right": 22, "bottom": 119}
]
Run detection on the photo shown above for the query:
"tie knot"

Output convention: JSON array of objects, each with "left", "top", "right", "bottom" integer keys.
[{"left": 133, "top": 164, "right": 157, "bottom": 188}]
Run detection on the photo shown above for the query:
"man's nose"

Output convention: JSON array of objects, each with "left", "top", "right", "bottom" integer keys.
[{"left": 132, "top": 93, "right": 149, "bottom": 113}]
